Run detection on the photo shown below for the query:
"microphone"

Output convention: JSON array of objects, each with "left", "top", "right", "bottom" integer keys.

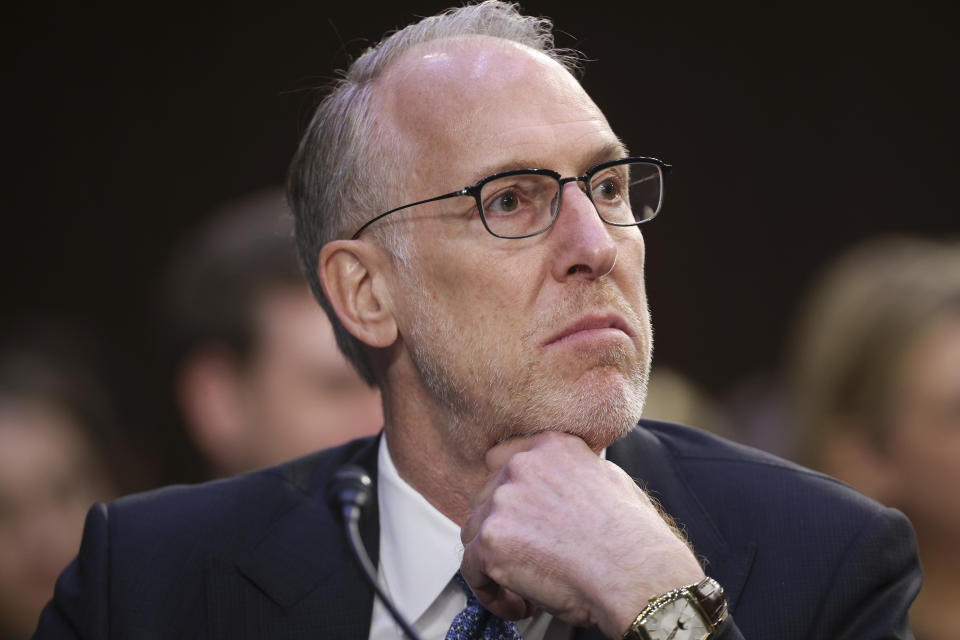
[
  {"left": 330, "top": 465, "right": 424, "bottom": 640},
  {"left": 330, "top": 464, "right": 373, "bottom": 521}
]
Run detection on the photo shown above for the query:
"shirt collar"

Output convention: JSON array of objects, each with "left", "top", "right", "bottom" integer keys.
[
  {"left": 376, "top": 435, "right": 607, "bottom": 628},
  {"left": 377, "top": 435, "right": 464, "bottom": 624}
]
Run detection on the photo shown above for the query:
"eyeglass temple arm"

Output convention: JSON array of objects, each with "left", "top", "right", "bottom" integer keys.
[{"left": 350, "top": 189, "right": 469, "bottom": 239}]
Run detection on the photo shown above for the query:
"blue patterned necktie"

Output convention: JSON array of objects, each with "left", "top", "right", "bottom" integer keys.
[{"left": 445, "top": 573, "right": 523, "bottom": 640}]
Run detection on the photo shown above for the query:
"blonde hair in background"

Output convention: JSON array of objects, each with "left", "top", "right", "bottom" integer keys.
[{"left": 789, "top": 235, "right": 960, "bottom": 467}]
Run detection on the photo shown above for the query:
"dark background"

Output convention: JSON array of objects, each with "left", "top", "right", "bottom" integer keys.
[{"left": 3, "top": 2, "right": 956, "bottom": 476}]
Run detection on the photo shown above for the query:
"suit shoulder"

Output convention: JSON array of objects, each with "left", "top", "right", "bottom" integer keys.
[
  {"left": 106, "top": 436, "right": 377, "bottom": 552},
  {"left": 641, "top": 419, "right": 802, "bottom": 467},
  {"left": 631, "top": 422, "right": 919, "bottom": 637},
  {"left": 642, "top": 419, "right": 836, "bottom": 479},
  {"left": 635, "top": 420, "right": 894, "bottom": 520},
  {"left": 42, "top": 436, "right": 379, "bottom": 635}
]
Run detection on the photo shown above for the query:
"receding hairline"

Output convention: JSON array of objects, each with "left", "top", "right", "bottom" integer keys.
[
  {"left": 371, "top": 33, "right": 579, "bottom": 102},
  {"left": 391, "top": 32, "right": 566, "bottom": 68},
  {"left": 368, "top": 33, "right": 611, "bottom": 184}
]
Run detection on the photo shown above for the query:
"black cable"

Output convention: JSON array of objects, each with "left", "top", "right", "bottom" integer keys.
[{"left": 333, "top": 466, "right": 424, "bottom": 640}]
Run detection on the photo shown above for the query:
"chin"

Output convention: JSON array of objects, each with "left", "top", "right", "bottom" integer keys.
[{"left": 492, "top": 365, "right": 648, "bottom": 452}]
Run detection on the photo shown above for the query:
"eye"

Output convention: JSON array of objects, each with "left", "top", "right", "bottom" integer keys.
[
  {"left": 489, "top": 189, "right": 521, "bottom": 213},
  {"left": 593, "top": 172, "right": 626, "bottom": 202},
  {"left": 481, "top": 175, "right": 550, "bottom": 217}
]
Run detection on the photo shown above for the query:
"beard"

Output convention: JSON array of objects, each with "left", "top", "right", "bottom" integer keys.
[{"left": 399, "top": 266, "right": 651, "bottom": 459}]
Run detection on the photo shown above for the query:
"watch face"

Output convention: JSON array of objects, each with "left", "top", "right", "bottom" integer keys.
[{"left": 645, "top": 595, "right": 710, "bottom": 640}]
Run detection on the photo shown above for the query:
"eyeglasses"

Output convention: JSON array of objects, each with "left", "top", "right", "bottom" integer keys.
[{"left": 350, "top": 156, "right": 672, "bottom": 240}]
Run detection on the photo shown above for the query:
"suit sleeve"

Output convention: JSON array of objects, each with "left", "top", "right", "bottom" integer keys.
[
  {"left": 32, "top": 502, "right": 111, "bottom": 639},
  {"left": 715, "top": 506, "right": 920, "bottom": 640},
  {"left": 810, "top": 506, "right": 922, "bottom": 639},
  {"left": 712, "top": 617, "right": 746, "bottom": 639}
]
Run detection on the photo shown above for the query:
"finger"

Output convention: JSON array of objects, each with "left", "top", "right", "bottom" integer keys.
[
  {"left": 461, "top": 542, "right": 537, "bottom": 620},
  {"left": 484, "top": 431, "right": 558, "bottom": 472},
  {"left": 483, "top": 585, "right": 537, "bottom": 621},
  {"left": 468, "top": 463, "right": 506, "bottom": 513},
  {"left": 460, "top": 488, "right": 494, "bottom": 545}
]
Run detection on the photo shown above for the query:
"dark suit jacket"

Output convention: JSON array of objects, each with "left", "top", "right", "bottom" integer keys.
[{"left": 34, "top": 421, "right": 920, "bottom": 639}]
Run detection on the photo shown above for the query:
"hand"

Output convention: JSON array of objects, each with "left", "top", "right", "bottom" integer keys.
[{"left": 459, "top": 431, "right": 705, "bottom": 638}]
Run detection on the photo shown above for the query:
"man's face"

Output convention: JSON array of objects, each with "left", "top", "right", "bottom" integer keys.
[{"left": 375, "top": 37, "right": 651, "bottom": 459}]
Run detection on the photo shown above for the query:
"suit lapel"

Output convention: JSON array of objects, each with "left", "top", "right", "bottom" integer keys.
[
  {"left": 570, "top": 427, "right": 755, "bottom": 640},
  {"left": 208, "top": 435, "right": 382, "bottom": 638},
  {"left": 206, "top": 425, "right": 754, "bottom": 637}
]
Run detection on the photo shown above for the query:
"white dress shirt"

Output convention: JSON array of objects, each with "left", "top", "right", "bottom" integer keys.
[{"left": 368, "top": 436, "right": 571, "bottom": 640}]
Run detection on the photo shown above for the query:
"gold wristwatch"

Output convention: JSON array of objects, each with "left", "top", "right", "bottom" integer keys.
[{"left": 622, "top": 576, "right": 728, "bottom": 640}]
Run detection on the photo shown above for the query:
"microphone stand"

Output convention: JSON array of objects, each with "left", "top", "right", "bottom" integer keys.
[{"left": 332, "top": 465, "right": 425, "bottom": 640}]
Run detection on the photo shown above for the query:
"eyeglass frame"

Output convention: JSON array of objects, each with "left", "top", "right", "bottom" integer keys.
[{"left": 350, "top": 156, "right": 673, "bottom": 240}]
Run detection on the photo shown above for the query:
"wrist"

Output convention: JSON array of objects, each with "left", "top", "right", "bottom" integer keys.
[
  {"left": 618, "top": 576, "right": 728, "bottom": 640},
  {"left": 596, "top": 575, "right": 700, "bottom": 638},
  {"left": 601, "top": 564, "right": 706, "bottom": 638}
]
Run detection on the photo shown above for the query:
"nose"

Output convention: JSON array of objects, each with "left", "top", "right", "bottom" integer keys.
[{"left": 548, "top": 181, "right": 617, "bottom": 282}]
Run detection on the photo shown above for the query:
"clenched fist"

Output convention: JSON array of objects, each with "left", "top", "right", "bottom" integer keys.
[{"left": 460, "top": 431, "right": 705, "bottom": 638}]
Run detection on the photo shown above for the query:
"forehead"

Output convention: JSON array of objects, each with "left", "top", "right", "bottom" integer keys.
[{"left": 375, "top": 36, "right": 621, "bottom": 187}]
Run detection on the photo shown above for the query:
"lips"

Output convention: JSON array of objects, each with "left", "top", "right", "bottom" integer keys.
[{"left": 542, "top": 311, "right": 635, "bottom": 347}]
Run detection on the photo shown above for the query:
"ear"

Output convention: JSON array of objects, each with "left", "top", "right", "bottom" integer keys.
[
  {"left": 175, "top": 348, "right": 250, "bottom": 475},
  {"left": 318, "top": 239, "right": 398, "bottom": 349}
]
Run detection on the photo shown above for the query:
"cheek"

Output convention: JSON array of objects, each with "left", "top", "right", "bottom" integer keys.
[
  {"left": 608, "top": 229, "right": 647, "bottom": 290},
  {"left": 423, "top": 248, "right": 537, "bottom": 328}
]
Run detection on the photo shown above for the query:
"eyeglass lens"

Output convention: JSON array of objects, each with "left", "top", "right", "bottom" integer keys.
[{"left": 478, "top": 162, "right": 662, "bottom": 238}]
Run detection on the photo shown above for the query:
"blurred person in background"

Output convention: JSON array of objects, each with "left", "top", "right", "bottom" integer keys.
[
  {"left": 160, "top": 188, "right": 383, "bottom": 478},
  {"left": 0, "top": 332, "right": 124, "bottom": 640},
  {"left": 643, "top": 366, "right": 729, "bottom": 438},
  {"left": 790, "top": 236, "right": 960, "bottom": 640}
]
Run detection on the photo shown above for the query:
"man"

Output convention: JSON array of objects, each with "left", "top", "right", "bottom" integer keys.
[
  {"left": 35, "top": 2, "right": 920, "bottom": 638},
  {"left": 160, "top": 189, "right": 383, "bottom": 477}
]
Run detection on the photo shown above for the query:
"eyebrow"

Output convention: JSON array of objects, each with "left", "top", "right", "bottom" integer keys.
[{"left": 468, "top": 140, "right": 630, "bottom": 184}]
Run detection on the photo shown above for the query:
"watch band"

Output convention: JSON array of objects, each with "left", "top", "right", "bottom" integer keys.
[
  {"left": 622, "top": 576, "right": 728, "bottom": 640},
  {"left": 689, "top": 576, "right": 728, "bottom": 630}
]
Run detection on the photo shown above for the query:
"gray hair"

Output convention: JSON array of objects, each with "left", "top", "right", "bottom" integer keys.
[{"left": 287, "top": 1, "right": 582, "bottom": 385}]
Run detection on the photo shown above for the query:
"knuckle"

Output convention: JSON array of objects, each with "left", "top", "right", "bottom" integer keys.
[
  {"left": 476, "top": 512, "right": 520, "bottom": 557},
  {"left": 477, "top": 517, "right": 504, "bottom": 548},
  {"left": 488, "top": 483, "right": 514, "bottom": 511},
  {"left": 485, "top": 562, "right": 510, "bottom": 588},
  {"left": 502, "top": 452, "right": 533, "bottom": 480}
]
